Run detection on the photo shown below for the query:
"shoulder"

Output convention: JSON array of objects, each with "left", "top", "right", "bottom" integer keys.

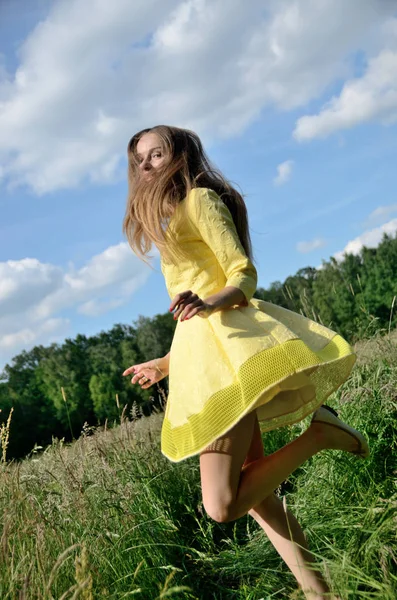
[
  {"left": 183, "top": 188, "right": 236, "bottom": 236},
  {"left": 186, "top": 187, "right": 222, "bottom": 214},
  {"left": 187, "top": 186, "right": 218, "bottom": 201}
]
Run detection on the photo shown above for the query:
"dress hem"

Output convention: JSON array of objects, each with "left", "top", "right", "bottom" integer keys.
[{"left": 161, "top": 334, "right": 356, "bottom": 463}]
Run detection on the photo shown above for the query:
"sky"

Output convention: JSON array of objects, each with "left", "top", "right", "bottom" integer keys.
[{"left": 1, "top": 0, "right": 397, "bottom": 369}]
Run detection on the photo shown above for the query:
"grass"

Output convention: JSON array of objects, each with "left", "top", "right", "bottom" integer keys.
[{"left": 0, "top": 334, "right": 396, "bottom": 599}]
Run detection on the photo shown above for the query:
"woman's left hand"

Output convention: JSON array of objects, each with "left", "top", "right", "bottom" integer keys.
[{"left": 170, "top": 290, "right": 214, "bottom": 321}]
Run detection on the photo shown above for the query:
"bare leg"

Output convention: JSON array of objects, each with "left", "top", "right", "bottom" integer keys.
[
  {"left": 200, "top": 410, "right": 358, "bottom": 523},
  {"left": 249, "top": 496, "right": 339, "bottom": 600},
  {"left": 243, "top": 418, "right": 338, "bottom": 600}
]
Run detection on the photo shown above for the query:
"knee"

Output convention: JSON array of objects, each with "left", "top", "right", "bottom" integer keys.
[{"left": 202, "top": 497, "right": 236, "bottom": 523}]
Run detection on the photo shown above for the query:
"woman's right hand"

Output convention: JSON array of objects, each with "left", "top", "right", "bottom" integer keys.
[{"left": 122, "top": 357, "right": 169, "bottom": 390}]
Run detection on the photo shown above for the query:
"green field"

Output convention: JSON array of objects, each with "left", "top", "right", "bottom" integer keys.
[{"left": 1, "top": 333, "right": 396, "bottom": 599}]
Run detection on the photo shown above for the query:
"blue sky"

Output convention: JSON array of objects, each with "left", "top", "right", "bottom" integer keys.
[{"left": 1, "top": 0, "right": 397, "bottom": 369}]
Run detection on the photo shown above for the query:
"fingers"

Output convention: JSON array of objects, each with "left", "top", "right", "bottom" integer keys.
[
  {"left": 123, "top": 365, "right": 136, "bottom": 376},
  {"left": 123, "top": 360, "right": 159, "bottom": 390},
  {"left": 138, "top": 377, "right": 152, "bottom": 389},
  {"left": 171, "top": 292, "right": 203, "bottom": 320},
  {"left": 179, "top": 299, "right": 204, "bottom": 320},
  {"left": 134, "top": 375, "right": 152, "bottom": 388},
  {"left": 169, "top": 290, "right": 193, "bottom": 314},
  {"left": 129, "top": 368, "right": 155, "bottom": 388}
]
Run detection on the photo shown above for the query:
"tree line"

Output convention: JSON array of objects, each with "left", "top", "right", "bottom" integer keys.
[{"left": 1, "top": 232, "right": 396, "bottom": 459}]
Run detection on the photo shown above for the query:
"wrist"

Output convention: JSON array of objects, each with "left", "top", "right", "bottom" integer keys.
[
  {"left": 205, "top": 286, "right": 247, "bottom": 313},
  {"left": 157, "top": 354, "right": 170, "bottom": 376}
]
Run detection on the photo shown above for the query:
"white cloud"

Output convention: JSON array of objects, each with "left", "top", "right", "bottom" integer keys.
[
  {"left": 297, "top": 238, "right": 326, "bottom": 254},
  {"left": 334, "top": 218, "right": 397, "bottom": 262},
  {"left": 362, "top": 203, "right": 397, "bottom": 228},
  {"left": 294, "top": 43, "right": 397, "bottom": 141},
  {"left": 0, "top": 242, "right": 152, "bottom": 366},
  {"left": 274, "top": 159, "right": 294, "bottom": 186},
  {"left": 0, "top": 0, "right": 395, "bottom": 193},
  {"left": 0, "top": 259, "right": 63, "bottom": 316},
  {"left": 78, "top": 298, "right": 125, "bottom": 317},
  {"left": 0, "top": 318, "right": 69, "bottom": 353},
  {"left": 34, "top": 242, "right": 152, "bottom": 319}
]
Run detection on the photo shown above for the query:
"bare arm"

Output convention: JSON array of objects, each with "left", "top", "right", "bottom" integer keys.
[
  {"left": 204, "top": 285, "right": 247, "bottom": 313},
  {"left": 157, "top": 352, "right": 171, "bottom": 375}
]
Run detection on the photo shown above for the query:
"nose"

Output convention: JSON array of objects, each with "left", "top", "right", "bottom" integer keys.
[{"left": 140, "top": 157, "right": 152, "bottom": 171}]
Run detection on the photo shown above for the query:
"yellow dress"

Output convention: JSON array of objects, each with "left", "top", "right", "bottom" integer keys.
[{"left": 160, "top": 187, "right": 356, "bottom": 463}]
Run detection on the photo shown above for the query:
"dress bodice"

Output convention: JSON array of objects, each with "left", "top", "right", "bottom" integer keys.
[{"left": 160, "top": 187, "right": 258, "bottom": 305}]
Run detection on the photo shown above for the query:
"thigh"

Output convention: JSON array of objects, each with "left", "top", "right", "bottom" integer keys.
[
  {"left": 243, "top": 412, "right": 265, "bottom": 467},
  {"left": 199, "top": 410, "right": 257, "bottom": 521}
]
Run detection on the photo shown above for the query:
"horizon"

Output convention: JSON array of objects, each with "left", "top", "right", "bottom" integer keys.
[{"left": 1, "top": 0, "right": 397, "bottom": 369}]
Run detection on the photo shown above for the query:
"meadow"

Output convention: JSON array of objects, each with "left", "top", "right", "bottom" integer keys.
[{"left": 0, "top": 332, "right": 396, "bottom": 599}]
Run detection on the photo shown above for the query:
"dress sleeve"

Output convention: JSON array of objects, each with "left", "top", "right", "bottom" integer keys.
[{"left": 190, "top": 188, "right": 257, "bottom": 306}]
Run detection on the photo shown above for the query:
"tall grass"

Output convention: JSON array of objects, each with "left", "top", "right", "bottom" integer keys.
[
  {"left": 0, "top": 334, "right": 396, "bottom": 599},
  {"left": 0, "top": 406, "right": 13, "bottom": 463}
]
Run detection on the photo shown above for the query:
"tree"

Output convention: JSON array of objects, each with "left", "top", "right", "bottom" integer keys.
[
  {"left": 1, "top": 346, "right": 62, "bottom": 458},
  {"left": 134, "top": 312, "right": 176, "bottom": 360},
  {"left": 2, "top": 233, "right": 397, "bottom": 460},
  {"left": 37, "top": 336, "right": 94, "bottom": 437}
]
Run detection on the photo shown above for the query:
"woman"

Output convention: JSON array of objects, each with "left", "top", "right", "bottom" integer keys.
[{"left": 122, "top": 125, "right": 369, "bottom": 600}]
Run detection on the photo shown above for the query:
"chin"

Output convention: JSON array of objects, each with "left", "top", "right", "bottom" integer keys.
[{"left": 142, "top": 173, "right": 154, "bottom": 181}]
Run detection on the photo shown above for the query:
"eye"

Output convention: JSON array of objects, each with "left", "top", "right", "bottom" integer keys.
[{"left": 152, "top": 152, "right": 161, "bottom": 159}]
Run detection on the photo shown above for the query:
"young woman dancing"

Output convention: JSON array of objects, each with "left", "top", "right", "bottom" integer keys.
[{"left": 122, "top": 125, "right": 369, "bottom": 600}]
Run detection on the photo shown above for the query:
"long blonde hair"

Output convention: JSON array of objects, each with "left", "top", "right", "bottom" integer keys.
[{"left": 123, "top": 125, "right": 255, "bottom": 266}]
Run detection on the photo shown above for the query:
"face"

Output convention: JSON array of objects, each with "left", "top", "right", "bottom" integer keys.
[{"left": 135, "top": 132, "right": 168, "bottom": 180}]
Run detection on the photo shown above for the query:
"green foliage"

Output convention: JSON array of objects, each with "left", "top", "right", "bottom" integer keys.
[
  {"left": 255, "top": 231, "right": 397, "bottom": 340},
  {"left": 89, "top": 373, "right": 118, "bottom": 421},
  {"left": 0, "top": 346, "right": 62, "bottom": 458},
  {"left": 2, "top": 232, "right": 397, "bottom": 460},
  {"left": 0, "top": 337, "right": 396, "bottom": 598},
  {"left": 0, "top": 318, "right": 175, "bottom": 460}
]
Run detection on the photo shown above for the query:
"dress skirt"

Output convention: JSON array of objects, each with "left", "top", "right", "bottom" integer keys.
[{"left": 160, "top": 298, "right": 356, "bottom": 462}]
